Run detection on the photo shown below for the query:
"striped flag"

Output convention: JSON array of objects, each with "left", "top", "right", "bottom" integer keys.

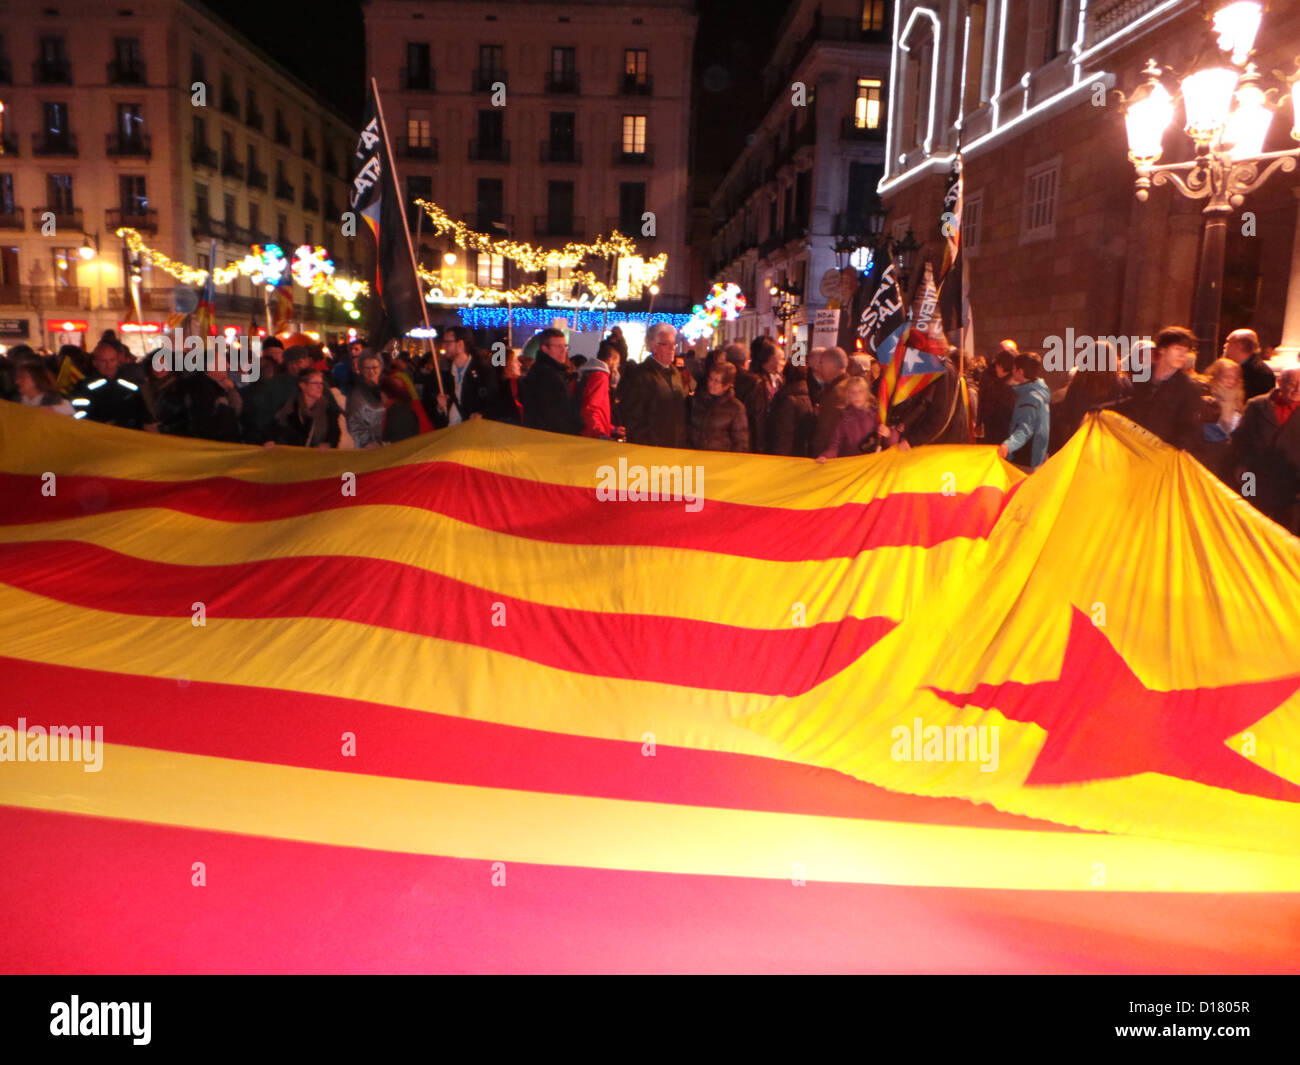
[
  {"left": 1, "top": 403, "right": 1298, "bottom": 973},
  {"left": 195, "top": 239, "right": 217, "bottom": 337}
]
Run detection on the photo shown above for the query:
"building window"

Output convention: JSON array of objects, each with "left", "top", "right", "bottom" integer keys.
[
  {"left": 855, "top": 78, "right": 883, "bottom": 130},
  {"left": 248, "top": 201, "right": 260, "bottom": 236},
  {"left": 624, "top": 48, "right": 648, "bottom": 87},
  {"left": 0, "top": 175, "right": 15, "bottom": 215},
  {"left": 547, "top": 180, "right": 575, "bottom": 232},
  {"left": 477, "top": 110, "right": 503, "bottom": 152},
  {"left": 475, "top": 177, "right": 504, "bottom": 230},
  {"left": 304, "top": 222, "right": 313, "bottom": 246},
  {"left": 195, "top": 184, "right": 211, "bottom": 221},
  {"left": 43, "top": 102, "right": 69, "bottom": 137},
  {"left": 476, "top": 252, "right": 504, "bottom": 288},
  {"left": 861, "top": 0, "right": 888, "bottom": 32},
  {"left": 112, "top": 37, "right": 143, "bottom": 81},
  {"left": 549, "top": 111, "right": 575, "bottom": 150},
  {"left": 52, "top": 247, "right": 78, "bottom": 287},
  {"left": 480, "top": 44, "right": 503, "bottom": 75},
  {"left": 117, "top": 103, "right": 144, "bottom": 140},
  {"left": 47, "top": 173, "right": 74, "bottom": 213},
  {"left": 406, "top": 174, "right": 432, "bottom": 225},
  {"left": 222, "top": 192, "right": 235, "bottom": 222},
  {"left": 963, "top": 190, "right": 983, "bottom": 255},
  {"left": 552, "top": 47, "right": 575, "bottom": 76},
  {"left": 193, "top": 114, "right": 208, "bottom": 147},
  {"left": 407, "top": 109, "right": 432, "bottom": 148},
  {"left": 618, "top": 182, "right": 646, "bottom": 234},
  {"left": 120, "top": 175, "right": 148, "bottom": 214},
  {"left": 191, "top": 50, "right": 205, "bottom": 86},
  {"left": 406, "top": 42, "right": 432, "bottom": 90},
  {"left": 621, "top": 115, "right": 646, "bottom": 153},
  {"left": 1022, "top": 160, "right": 1059, "bottom": 241},
  {"left": 277, "top": 212, "right": 288, "bottom": 245}
]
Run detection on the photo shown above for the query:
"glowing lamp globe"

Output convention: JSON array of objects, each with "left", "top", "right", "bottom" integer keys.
[
  {"left": 1213, "top": 2, "right": 1263, "bottom": 67},
  {"left": 1181, "top": 67, "right": 1239, "bottom": 144},
  {"left": 1224, "top": 74, "right": 1273, "bottom": 160}
]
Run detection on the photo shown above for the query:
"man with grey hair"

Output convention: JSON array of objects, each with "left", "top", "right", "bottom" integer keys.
[
  {"left": 1222, "top": 328, "right": 1274, "bottom": 400},
  {"left": 1233, "top": 367, "right": 1300, "bottom": 534},
  {"left": 810, "top": 346, "right": 852, "bottom": 458},
  {"left": 619, "top": 323, "right": 687, "bottom": 447}
]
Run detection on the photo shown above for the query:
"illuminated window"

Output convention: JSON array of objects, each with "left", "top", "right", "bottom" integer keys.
[
  {"left": 855, "top": 78, "right": 883, "bottom": 129},
  {"left": 861, "top": 0, "right": 887, "bottom": 32},
  {"left": 476, "top": 253, "right": 504, "bottom": 288},
  {"left": 622, "top": 115, "right": 646, "bottom": 153},
  {"left": 625, "top": 49, "right": 647, "bottom": 80},
  {"left": 407, "top": 109, "right": 432, "bottom": 148}
]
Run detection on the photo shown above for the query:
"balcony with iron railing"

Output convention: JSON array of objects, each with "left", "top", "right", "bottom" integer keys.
[
  {"left": 107, "top": 207, "right": 158, "bottom": 233},
  {"left": 758, "top": 232, "right": 783, "bottom": 257},
  {"left": 220, "top": 94, "right": 240, "bottom": 119},
  {"left": 324, "top": 199, "right": 339, "bottom": 220},
  {"left": 274, "top": 179, "right": 295, "bottom": 203},
  {"left": 192, "top": 213, "right": 227, "bottom": 240},
  {"left": 221, "top": 154, "right": 245, "bottom": 180},
  {"left": 41, "top": 286, "right": 91, "bottom": 308},
  {"left": 613, "top": 144, "right": 653, "bottom": 166},
  {"left": 473, "top": 68, "right": 507, "bottom": 92},
  {"left": 605, "top": 215, "right": 657, "bottom": 238},
  {"left": 34, "top": 58, "right": 71, "bottom": 84},
  {"left": 192, "top": 143, "right": 218, "bottom": 169},
  {"left": 469, "top": 139, "right": 510, "bottom": 162},
  {"left": 107, "top": 132, "right": 152, "bottom": 158},
  {"left": 32, "top": 132, "right": 77, "bottom": 156},
  {"left": 274, "top": 124, "right": 292, "bottom": 148},
  {"left": 545, "top": 70, "right": 580, "bottom": 95},
  {"left": 303, "top": 191, "right": 320, "bottom": 213},
  {"left": 107, "top": 58, "right": 146, "bottom": 85},
  {"left": 302, "top": 141, "right": 316, "bottom": 163},
  {"left": 534, "top": 214, "right": 585, "bottom": 238},
  {"left": 1, "top": 132, "right": 19, "bottom": 156},
  {"left": 0, "top": 57, "right": 12, "bottom": 85},
  {"left": 0, "top": 207, "right": 25, "bottom": 230},
  {"left": 247, "top": 168, "right": 268, "bottom": 191},
  {"left": 106, "top": 288, "right": 172, "bottom": 312},
  {"left": 397, "top": 137, "right": 439, "bottom": 161},
  {"left": 1087, "top": 0, "right": 1168, "bottom": 47},
  {"left": 540, "top": 141, "right": 582, "bottom": 164},
  {"left": 620, "top": 72, "right": 653, "bottom": 96},
  {"left": 401, "top": 66, "right": 436, "bottom": 92},
  {"left": 767, "top": 11, "right": 890, "bottom": 110}
]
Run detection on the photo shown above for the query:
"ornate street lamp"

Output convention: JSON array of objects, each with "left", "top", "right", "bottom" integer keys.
[
  {"left": 769, "top": 283, "right": 799, "bottom": 348},
  {"left": 891, "top": 227, "right": 920, "bottom": 291},
  {"left": 1121, "top": 1, "right": 1300, "bottom": 368}
]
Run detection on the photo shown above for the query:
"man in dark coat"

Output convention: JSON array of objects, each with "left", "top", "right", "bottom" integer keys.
[
  {"left": 810, "top": 347, "right": 852, "bottom": 457},
  {"left": 977, "top": 343, "right": 1017, "bottom": 445},
  {"left": 886, "top": 351, "right": 970, "bottom": 448},
  {"left": 1117, "top": 326, "right": 1203, "bottom": 452},
  {"left": 426, "top": 328, "right": 499, "bottom": 427},
  {"left": 619, "top": 324, "right": 687, "bottom": 447},
  {"left": 1222, "top": 328, "right": 1275, "bottom": 400},
  {"left": 69, "top": 342, "right": 154, "bottom": 429},
  {"left": 1233, "top": 369, "right": 1300, "bottom": 533},
  {"left": 766, "top": 360, "right": 815, "bottom": 456},
  {"left": 518, "top": 328, "right": 582, "bottom": 435}
]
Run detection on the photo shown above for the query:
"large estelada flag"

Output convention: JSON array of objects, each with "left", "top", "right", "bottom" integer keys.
[
  {"left": 352, "top": 79, "right": 423, "bottom": 347},
  {"left": 1, "top": 402, "right": 1298, "bottom": 973},
  {"left": 936, "top": 157, "right": 964, "bottom": 337}
]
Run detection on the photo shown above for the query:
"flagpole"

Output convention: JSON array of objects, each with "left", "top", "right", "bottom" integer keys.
[{"left": 369, "top": 76, "right": 443, "bottom": 398}]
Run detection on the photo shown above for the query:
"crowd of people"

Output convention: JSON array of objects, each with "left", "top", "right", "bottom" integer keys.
[{"left": 3, "top": 318, "right": 1298, "bottom": 533}]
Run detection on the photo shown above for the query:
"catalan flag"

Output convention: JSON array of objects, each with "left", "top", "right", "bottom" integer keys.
[{"left": 1, "top": 402, "right": 1297, "bottom": 973}]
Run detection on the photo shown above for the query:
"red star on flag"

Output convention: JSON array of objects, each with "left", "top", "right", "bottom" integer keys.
[{"left": 930, "top": 607, "right": 1300, "bottom": 802}]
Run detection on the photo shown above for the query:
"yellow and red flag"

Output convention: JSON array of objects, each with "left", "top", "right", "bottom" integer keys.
[{"left": 0, "top": 403, "right": 1297, "bottom": 973}]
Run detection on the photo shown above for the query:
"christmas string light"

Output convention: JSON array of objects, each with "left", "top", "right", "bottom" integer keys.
[
  {"left": 114, "top": 228, "right": 370, "bottom": 301},
  {"left": 457, "top": 307, "right": 693, "bottom": 332}
]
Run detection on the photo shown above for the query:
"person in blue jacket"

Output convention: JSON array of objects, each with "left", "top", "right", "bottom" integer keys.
[{"left": 997, "top": 351, "right": 1051, "bottom": 469}]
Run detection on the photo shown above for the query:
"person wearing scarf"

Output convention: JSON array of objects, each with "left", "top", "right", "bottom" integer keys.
[
  {"left": 272, "top": 369, "right": 341, "bottom": 449},
  {"left": 346, "top": 354, "right": 387, "bottom": 448}
]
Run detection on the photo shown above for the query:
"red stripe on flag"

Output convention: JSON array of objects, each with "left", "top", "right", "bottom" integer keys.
[
  {"left": 0, "top": 467, "right": 1014, "bottom": 560},
  {"left": 3, "top": 806, "right": 1295, "bottom": 973},
  {"left": 0, "top": 656, "right": 1088, "bottom": 830},
  {"left": 3, "top": 542, "right": 893, "bottom": 696}
]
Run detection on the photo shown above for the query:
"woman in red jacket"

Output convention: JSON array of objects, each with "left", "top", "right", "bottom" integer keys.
[{"left": 578, "top": 340, "right": 624, "bottom": 440}]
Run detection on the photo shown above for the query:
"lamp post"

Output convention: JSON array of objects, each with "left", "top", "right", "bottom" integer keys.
[
  {"left": 1121, "top": 1, "right": 1300, "bottom": 369},
  {"left": 891, "top": 227, "right": 920, "bottom": 293},
  {"left": 770, "top": 283, "right": 798, "bottom": 349}
]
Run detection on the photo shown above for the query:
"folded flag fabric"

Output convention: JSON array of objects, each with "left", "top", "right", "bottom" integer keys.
[{"left": 0, "top": 402, "right": 1296, "bottom": 973}]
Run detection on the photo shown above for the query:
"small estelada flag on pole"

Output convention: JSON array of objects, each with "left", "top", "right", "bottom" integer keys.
[
  {"left": 352, "top": 79, "right": 425, "bottom": 347},
  {"left": 195, "top": 238, "right": 217, "bottom": 337}
]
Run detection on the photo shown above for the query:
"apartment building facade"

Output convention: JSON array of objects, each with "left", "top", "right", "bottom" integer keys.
[
  {"left": 706, "top": 0, "right": 892, "bottom": 349},
  {"left": 363, "top": 0, "right": 697, "bottom": 320},
  {"left": 879, "top": 0, "right": 1300, "bottom": 363},
  {"left": 0, "top": 0, "right": 364, "bottom": 351}
]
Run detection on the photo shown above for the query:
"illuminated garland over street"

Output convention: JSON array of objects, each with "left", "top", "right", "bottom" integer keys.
[
  {"left": 458, "top": 307, "right": 693, "bottom": 332},
  {"left": 115, "top": 228, "right": 370, "bottom": 302}
]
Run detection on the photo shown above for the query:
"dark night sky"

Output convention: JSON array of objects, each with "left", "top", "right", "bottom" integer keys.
[{"left": 215, "top": 0, "right": 794, "bottom": 183}]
